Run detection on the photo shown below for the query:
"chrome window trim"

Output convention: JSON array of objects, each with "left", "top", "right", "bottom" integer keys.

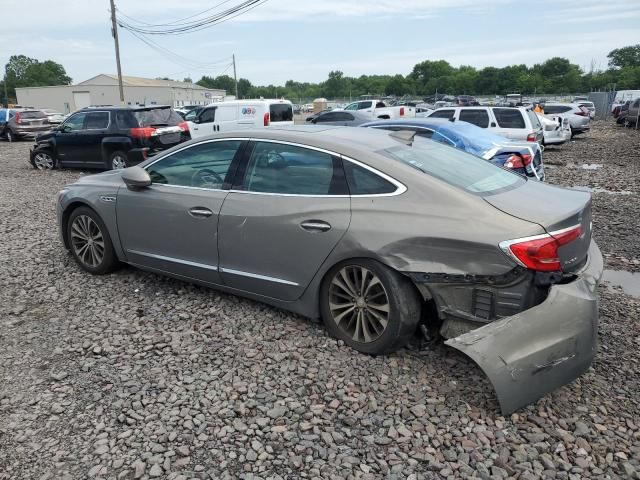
[
  {"left": 220, "top": 267, "right": 299, "bottom": 286},
  {"left": 127, "top": 249, "right": 218, "bottom": 271}
]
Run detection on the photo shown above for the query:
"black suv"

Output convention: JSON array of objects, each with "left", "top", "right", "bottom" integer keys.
[{"left": 30, "top": 105, "right": 190, "bottom": 170}]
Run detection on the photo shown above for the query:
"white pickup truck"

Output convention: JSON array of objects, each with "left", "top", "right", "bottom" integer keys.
[{"left": 340, "top": 100, "right": 415, "bottom": 119}]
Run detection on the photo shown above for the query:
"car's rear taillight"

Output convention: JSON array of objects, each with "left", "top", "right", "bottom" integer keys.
[
  {"left": 504, "top": 153, "right": 532, "bottom": 169},
  {"left": 264, "top": 112, "right": 270, "bottom": 126},
  {"left": 178, "top": 121, "right": 189, "bottom": 132},
  {"left": 15, "top": 112, "right": 22, "bottom": 124},
  {"left": 526, "top": 132, "right": 536, "bottom": 142},
  {"left": 130, "top": 127, "right": 156, "bottom": 139},
  {"left": 501, "top": 225, "right": 583, "bottom": 272},
  {"left": 400, "top": 107, "right": 405, "bottom": 116}
]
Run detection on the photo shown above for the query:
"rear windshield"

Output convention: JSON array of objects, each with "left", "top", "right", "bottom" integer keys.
[
  {"left": 22, "top": 110, "right": 47, "bottom": 119},
  {"left": 578, "top": 102, "right": 594, "bottom": 108},
  {"left": 134, "top": 108, "right": 183, "bottom": 127},
  {"left": 269, "top": 104, "right": 293, "bottom": 122},
  {"left": 378, "top": 136, "right": 524, "bottom": 195}
]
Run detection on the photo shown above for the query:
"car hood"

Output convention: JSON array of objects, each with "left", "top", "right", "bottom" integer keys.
[{"left": 70, "top": 170, "right": 125, "bottom": 188}]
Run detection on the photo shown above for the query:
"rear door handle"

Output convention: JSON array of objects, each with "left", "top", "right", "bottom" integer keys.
[
  {"left": 300, "top": 220, "right": 331, "bottom": 232},
  {"left": 189, "top": 207, "right": 213, "bottom": 218}
]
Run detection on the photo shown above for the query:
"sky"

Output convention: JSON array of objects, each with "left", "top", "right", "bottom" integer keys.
[{"left": 2, "top": 0, "right": 640, "bottom": 86}]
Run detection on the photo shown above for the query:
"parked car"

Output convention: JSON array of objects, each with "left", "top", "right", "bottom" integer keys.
[
  {"left": 309, "top": 110, "right": 371, "bottom": 126},
  {"left": 536, "top": 113, "right": 572, "bottom": 146},
  {"left": 41, "top": 109, "right": 67, "bottom": 125},
  {"left": 1, "top": 109, "right": 51, "bottom": 142},
  {"left": 56, "top": 125, "right": 602, "bottom": 414},
  {"left": 340, "top": 99, "right": 415, "bottom": 119},
  {"left": 362, "top": 118, "right": 544, "bottom": 180},
  {"left": 30, "top": 105, "right": 190, "bottom": 170},
  {"left": 576, "top": 101, "right": 596, "bottom": 119},
  {"left": 427, "top": 106, "right": 544, "bottom": 143},
  {"left": 188, "top": 99, "right": 294, "bottom": 139},
  {"left": 623, "top": 98, "right": 640, "bottom": 127},
  {"left": 305, "top": 109, "right": 333, "bottom": 123},
  {"left": 542, "top": 103, "right": 591, "bottom": 136}
]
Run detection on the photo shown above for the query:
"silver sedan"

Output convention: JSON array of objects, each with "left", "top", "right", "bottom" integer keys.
[{"left": 56, "top": 126, "right": 602, "bottom": 414}]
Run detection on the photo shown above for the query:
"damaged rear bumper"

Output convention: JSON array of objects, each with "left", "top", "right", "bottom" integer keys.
[{"left": 445, "top": 239, "right": 603, "bottom": 414}]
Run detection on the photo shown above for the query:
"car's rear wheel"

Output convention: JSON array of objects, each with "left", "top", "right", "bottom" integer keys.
[
  {"left": 67, "top": 207, "right": 118, "bottom": 275},
  {"left": 108, "top": 150, "right": 127, "bottom": 170},
  {"left": 32, "top": 150, "right": 56, "bottom": 170},
  {"left": 5, "top": 129, "right": 14, "bottom": 142},
  {"left": 320, "top": 259, "right": 421, "bottom": 355}
]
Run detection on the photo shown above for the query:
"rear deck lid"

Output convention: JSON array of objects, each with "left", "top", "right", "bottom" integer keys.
[{"left": 484, "top": 180, "right": 592, "bottom": 272}]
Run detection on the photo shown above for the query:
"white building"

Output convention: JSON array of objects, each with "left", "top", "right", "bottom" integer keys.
[{"left": 16, "top": 74, "right": 226, "bottom": 113}]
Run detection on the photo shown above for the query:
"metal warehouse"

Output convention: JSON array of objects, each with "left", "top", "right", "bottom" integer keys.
[{"left": 15, "top": 74, "right": 226, "bottom": 113}]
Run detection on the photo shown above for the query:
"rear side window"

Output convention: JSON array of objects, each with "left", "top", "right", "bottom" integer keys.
[
  {"left": 243, "top": 142, "right": 341, "bottom": 195},
  {"left": 358, "top": 101, "right": 373, "bottom": 110},
  {"left": 85, "top": 112, "right": 109, "bottom": 129},
  {"left": 22, "top": 110, "right": 47, "bottom": 119},
  {"left": 544, "top": 105, "right": 571, "bottom": 114},
  {"left": 134, "top": 108, "right": 182, "bottom": 127},
  {"left": 459, "top": 109, "right": 489, "bottom": 128},
  {"left": 270, "top": 104, "right": 293, "bottom": 122},
  {"left": 343, "top": 161, "right": 396, "bottom": 195},
  {"left": 116, "top": 111, "right": 137, "bottom": 129},
  {"left": 315, "top": 112, "right": 340, "bottom": 122},
  {"left": 493, "top": 108, "right": 525, "bottom": 128},
  {"left": 429, "top": 109, "right": 454, "bottom": 119},
  {"left": 379, "top": 136, "right": 523, "bottom": 195}
]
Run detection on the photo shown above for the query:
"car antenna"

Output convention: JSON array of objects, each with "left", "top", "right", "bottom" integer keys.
[{"left": 388, "top": 130, "right": 417, "bottom": 146}]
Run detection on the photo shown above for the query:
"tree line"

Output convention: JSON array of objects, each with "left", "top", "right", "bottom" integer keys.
[{"left": 2, "top": 45, "right": 639, "bottom": 104}]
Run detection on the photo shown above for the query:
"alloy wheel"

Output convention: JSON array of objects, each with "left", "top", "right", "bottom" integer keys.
[
  {"left": 328, "top": 265, "right": 390, "bottom": 343},
  {"left": 70, "top": 215, "right": 105, "bottom": 268},
  {"left": 111, "top": 155, "right": 126, "bottom": 170},
  {"left": 33, "top": 152, "right": 54, "bottom": 170}
]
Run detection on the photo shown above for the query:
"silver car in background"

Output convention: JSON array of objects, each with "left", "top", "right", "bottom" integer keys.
[
  {"left": 543, "top": 103, "right": 591, "bottom": 136},
  {"left": 56, "top": 126, "right": 602, "bottom": 414}
]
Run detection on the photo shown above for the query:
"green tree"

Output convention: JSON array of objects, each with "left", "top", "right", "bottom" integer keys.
[
  {"left": 607, "top": 44, "right": 640, "bottom": 68},
  {"left": 182, "top": 77, "right": 193, "bottom": 83},
  {"left": 4, "top": 55, "right": 71, "bottom": 100}
]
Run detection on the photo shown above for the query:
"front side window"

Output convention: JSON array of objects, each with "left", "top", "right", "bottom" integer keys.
[
  {"left": 85, "top": 112, "right": 109, "bottom": 129},
  {"left": 243, "top": 142, "right": 340, "bottom": 195},
  {"left": 146, "top": 140, "right": 242, "bottom": 189},
  {"left": 62, "top": 113, "right": 87, "bottom": 132},
  {"left": 429, "top": 109, "right": 455, "bottom": 119},
  {"left": 358, "top": 101, "right": 373, "bottom": 110},
  {"left": 344, "top": 103, "right": 358, "bottom": 111},
  {"left": 315, "top": 112, "right": 340, "bottom": 122},
  {"left": 379, "top": 136, "right": 523, "bottom": 195},
  {"left": 493, "top": 108, "right": 525, "bottom": 128},
  {"left": 459, "top": 109, "right": 490, "bottom": 128},
  {"left": 343, "top": 161, "right": 396, "bottom": 195},
  {"left": 198, "top": 108, "right": 216, "bottom": 123}
]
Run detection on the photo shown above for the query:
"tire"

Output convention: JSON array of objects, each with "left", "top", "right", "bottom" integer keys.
[
  {"left": 67, "top": 207, "right": 119, "bottom": 275},
  {"left": 31, "top": 149, "right": 57, "bottom": 170},
  {"left": 107, "top": 150, "right": 128, "bottom": 170},
  {"left": 5, "top": 129, "right": 14, "bottom": 142},
  {"left": 320, "top": 259, "right": 421, "bottom": 355}
]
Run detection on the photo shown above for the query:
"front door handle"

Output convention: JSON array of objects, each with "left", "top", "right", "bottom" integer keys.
[
  {"left": 300, "top": 220, "right": 331, "bottom": 232},
  {"left": 189, "top": 207, "right": 213, "bottom": 218}
]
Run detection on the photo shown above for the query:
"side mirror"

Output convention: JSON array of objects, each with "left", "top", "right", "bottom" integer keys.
[
  {"left": 122, "top": 166, "right": 151, "bottom": 190},
  {"left": 193, "top": 117, "right": 200, "bottom": 124}
]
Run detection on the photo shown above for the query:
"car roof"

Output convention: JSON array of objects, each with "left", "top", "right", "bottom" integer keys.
[{"left": 79, "top": 105, "right": 174, "bottom": 111}]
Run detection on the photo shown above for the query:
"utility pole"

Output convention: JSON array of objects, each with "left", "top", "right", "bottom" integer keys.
[
  {"left": 110, "top": 0, "right": 125, "bottom": 103},
  {"left": 232, "top": 54, "right": 239, "bottom": 98},
  {"left": 3, "top": 67, "right": 7, "bottom": 108}
]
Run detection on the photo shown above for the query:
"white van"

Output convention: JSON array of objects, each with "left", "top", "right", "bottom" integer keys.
[{"left": 188, "top": 99, "right": 294, "bottom": 139}]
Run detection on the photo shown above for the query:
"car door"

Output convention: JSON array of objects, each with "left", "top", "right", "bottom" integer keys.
[
  {"left": 116, "top": 139, "right": 245, "bottom": 284},
  {"left": 75, "top": 111, "right": 110, "bottom": 166},
  {"left": 218, "top": 140, "right": 351, "bottom": 301},
  {"left": 191, "top": 106, "right": 217, "bottom": 138},
  {"left": 55, "top": 112, "right": 88, "bottom": 164}
]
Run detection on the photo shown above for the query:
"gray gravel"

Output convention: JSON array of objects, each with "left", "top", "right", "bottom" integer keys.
[{"left": 1, "top": 122, "right": 639, "bottom": 479}]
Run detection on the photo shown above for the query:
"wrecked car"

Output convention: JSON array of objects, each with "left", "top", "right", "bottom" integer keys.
[{"left": 55, "top": 126, "right": 602, "bottom": 414}]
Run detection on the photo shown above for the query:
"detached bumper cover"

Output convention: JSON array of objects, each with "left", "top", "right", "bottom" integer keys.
[{"left": 446, "top": 240, "right": 603, "bottom": 414}]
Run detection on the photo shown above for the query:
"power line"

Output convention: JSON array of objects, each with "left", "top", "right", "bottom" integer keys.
[{"left": 116, "top": 0, "right": 235, "bottom": 28}]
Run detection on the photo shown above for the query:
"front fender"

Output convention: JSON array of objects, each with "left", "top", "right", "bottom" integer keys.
[{"left": 446, "top": 240, "right": 603, "bottom": 414}]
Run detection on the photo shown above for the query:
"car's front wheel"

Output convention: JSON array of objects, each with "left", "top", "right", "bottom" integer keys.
[
  {"left": 108, "top": 150, "right": 128, "bottom": 170},
  {"left": 67, "top": 207, "right": 119, "bottom": 274},
  {"left": 32, "top": 150, "right": 57, "bottom": 170},
  {"left": 320, "top": 259, "right": 421, "bottom": 355}
]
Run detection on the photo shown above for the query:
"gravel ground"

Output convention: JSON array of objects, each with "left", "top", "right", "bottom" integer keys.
[{"left": 0, "top": 122, "right": 639, "bottom": 480}]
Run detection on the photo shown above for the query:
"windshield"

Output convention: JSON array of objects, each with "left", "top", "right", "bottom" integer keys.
[
  {"left": 379, "top": 136, "right": 524, "bottom": 195},
  {"left": 134, "top": 107, "right": 182, "bottom": 127}
]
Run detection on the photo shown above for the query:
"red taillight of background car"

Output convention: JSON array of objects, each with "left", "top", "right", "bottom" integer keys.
[
  {"left": 178, "top": 121, "right": 189, "bottom": 132},
  {"left": 575, "top": 106, "right": 589, "bottom": 117},
  {"left": 501, "top": 225, "right": 583, "bottom": 272},
  {"left": 400, "top": 107, "right": 405, "bottom": 116},
  {"left": 130, "top": 127, "right": 156, "bottom": 139},
  {"left": 15, "top": 112, "right": 22, "bottom": 124},
  {"left": 526, "top": 132, "right": 536, "bottom": 142},
  {"left": 504, "top": 153, "right": 532, "bottom": 169},
  {"left": 264, "top": 112, "right": 270, "bottom": 126}
]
